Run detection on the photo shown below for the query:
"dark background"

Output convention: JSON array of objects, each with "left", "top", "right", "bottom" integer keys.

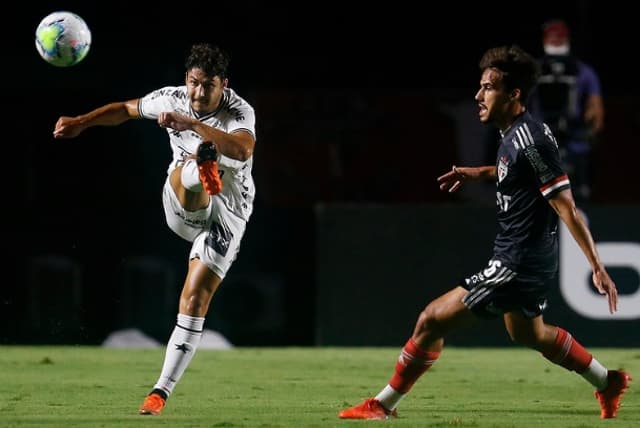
[
  {"left": 15, "top": 2, "right": 640, "bottom": 93},
  {"left": 5, "top": 1, "right": 639, "bottom": 346}
]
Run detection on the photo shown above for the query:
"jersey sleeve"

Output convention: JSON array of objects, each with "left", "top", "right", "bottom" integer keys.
[
  {"left": 138, "top": 86, "right": 181, "bottom": 119},
  {"left": 226, "top": 100, "right": 256, "bottom": 139},
  {"left": 521, "top": 124, "right": 571, "bottom": 200}
]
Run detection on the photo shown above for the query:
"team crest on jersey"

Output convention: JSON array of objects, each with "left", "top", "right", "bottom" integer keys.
[{"left": 498, "top": 156, "right": 509, "bottom": 182}]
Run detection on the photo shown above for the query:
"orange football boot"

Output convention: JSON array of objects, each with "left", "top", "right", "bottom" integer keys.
[
  {"left": 595, "top": 370, "right": 631, "bottom": 419},
  {"left": 138, "top": 392, "right": 166, "bottom": 416},
  {"left": 197, "top": 141, "right": 222, "bottom": 195},
  {"left": 338, "top": 398, "right": 397, "bottom": 420}
]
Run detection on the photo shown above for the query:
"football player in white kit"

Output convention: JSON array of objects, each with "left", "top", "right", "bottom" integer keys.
[{"left": 53, "top": 43, "right": 256, "bottom": 416}]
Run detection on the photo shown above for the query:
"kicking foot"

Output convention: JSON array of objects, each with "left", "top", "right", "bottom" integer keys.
[{"left": 197, "top": 141, "right": 222, "bottom": 195}]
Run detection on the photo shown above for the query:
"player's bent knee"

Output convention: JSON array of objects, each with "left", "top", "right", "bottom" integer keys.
[
  {"left": 415, "top": 306, "right": 445, "bottom": 337},
  {"left": 507, "top": 329, "right": 543, "bottom": 348}
]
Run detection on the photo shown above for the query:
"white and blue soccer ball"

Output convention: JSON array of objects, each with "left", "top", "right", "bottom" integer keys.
[{"left": 35, "top": 11, "right": 91, "bottom": 67}]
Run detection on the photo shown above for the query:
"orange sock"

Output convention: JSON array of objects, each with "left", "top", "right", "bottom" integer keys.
[
  {"left": 542, "top": 327, "right": 592, "bottom": 373},
  {"left": 389, "top": 338, "right": 440, "bottom": 393}
]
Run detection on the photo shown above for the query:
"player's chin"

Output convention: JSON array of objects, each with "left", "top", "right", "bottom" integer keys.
[{"left": 191, "top": 100, "right": 213, "bottom": 115}]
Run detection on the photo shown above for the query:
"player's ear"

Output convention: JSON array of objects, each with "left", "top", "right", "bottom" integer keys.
[{"left": 510, "top": 88, "right": 521, "bottom": 100}]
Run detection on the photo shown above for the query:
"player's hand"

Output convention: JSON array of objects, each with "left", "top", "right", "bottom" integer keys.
[
  {"left": 158, "top": 111, "right": 195, "bottom": 132},
  {"left": 53, "top": 116, "right": 84, "bottom": 139},
  {"left": 437, "top": 165, "right": 472, "bottom": 193},
  {"left": 592, "top": 266, "right": 618, "bottom": 314}
]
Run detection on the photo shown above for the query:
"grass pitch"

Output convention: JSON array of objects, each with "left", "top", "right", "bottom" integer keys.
[{"left": 0, "top": 346, "right": 637, "bottom": 427}]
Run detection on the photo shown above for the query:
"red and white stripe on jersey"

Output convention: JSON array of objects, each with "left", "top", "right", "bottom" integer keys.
[{"left": 540, "top": 174, "right": 570, "bottom": 198}]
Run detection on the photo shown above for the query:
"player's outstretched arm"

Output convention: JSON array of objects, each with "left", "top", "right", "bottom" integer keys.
[
  {"left": 157, "top": 111, "right": 255, "bottom": 161},
  {"left": 548, "top": 189, "right": 618, "bottom": 314},
  {"left": 437, "top": 165, "right": 496, "bottom": 193},
  {"left": 53, "top": 99, "right": 140, "bottom": 139}
]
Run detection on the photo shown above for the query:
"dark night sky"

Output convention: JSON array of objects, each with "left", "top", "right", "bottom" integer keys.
[
  {"left": 16, "top": 1, "right": 637, "bottom": 165},
  {"left": 18, "top": 1, "right": 637, "bottom": 94}
]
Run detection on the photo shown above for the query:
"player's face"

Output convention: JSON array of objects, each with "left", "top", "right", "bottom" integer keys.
[
  {"left": 186, "top": 68, "right": 227, "bottom": 114},
  {"left": 474, "top": 68, "right": 512, "bottom": 130}
]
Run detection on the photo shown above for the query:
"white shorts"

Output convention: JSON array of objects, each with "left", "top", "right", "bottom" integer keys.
[{"left": 162, "top": 177, "right": 246, "bottom": 279}]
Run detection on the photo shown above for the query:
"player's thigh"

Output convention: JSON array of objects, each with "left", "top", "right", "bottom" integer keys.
[
  {"left": 425, "top": 287, "right": 471, "bottom": 320},
  {"left": 190, "top": 197, "right": 247, "bottom": 280},
  {"left": 418, "top": 287, "right": 476, "bottom": 334},
  {"left": 162, "top": 176, "right": 212, "bottom": 242}
]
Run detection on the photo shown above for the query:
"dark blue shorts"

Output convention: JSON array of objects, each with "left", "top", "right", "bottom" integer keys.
[{"left": 459, "top": 258, "right": 549, "bottom": 319}]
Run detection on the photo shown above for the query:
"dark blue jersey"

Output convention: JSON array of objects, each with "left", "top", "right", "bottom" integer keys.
[{"left": 493, "top": 111, "right": 571, "bottom": 279}]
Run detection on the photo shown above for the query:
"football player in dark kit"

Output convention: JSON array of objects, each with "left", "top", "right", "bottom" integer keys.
[{"left": 339, "top": 45, "right": 631, "bottom": 420}]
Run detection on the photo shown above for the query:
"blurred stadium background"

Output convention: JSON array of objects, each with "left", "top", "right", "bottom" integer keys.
[{"left": 5, "top": 1, "right": 639, "bottom": 347}]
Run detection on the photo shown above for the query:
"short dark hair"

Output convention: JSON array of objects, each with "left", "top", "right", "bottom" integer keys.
[
  {"left": 185, "top": 43, "right": 230, "bottom": 79},
  {"left": 479, "top": 45, "right": 540, "bottom": 101}
]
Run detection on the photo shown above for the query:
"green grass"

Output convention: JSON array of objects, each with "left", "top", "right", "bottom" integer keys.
[{"left": 0, "top": 346, "right": 637, "bottom": 427}]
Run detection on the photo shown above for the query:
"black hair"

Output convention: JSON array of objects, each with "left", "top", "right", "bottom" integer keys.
[
  {"left": 185, "top": 43, "right": 230, "bottom": 79},
  {"left": 479, "top": 45, "right": 541, "bottom": 101}
]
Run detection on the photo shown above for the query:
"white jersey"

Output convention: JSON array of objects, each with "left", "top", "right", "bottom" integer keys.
[{"left": 139, "top": 86, "right": 256, "bottom": 221}]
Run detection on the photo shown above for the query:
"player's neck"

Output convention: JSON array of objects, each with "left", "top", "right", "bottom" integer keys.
[{"left": 499, "top": 109, "right": 526, "bottom": 136}]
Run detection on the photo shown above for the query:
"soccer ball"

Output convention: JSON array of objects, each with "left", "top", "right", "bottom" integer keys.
[{"left": 35, "top": 11, "right": 91, "bottom": 67}]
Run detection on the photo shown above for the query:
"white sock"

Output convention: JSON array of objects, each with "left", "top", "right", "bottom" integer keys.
[
  {"left": 181, "top": 159, "right": 203, "bottom": 192},
  {"left": 582, "top": 358, "right": 609, "bottom": 391},
  {"left": 152, "top": 314, "right": 205, "bottom": 397},
  {"left": 375, "top": 384, "right": 404, "bottom": 411}
]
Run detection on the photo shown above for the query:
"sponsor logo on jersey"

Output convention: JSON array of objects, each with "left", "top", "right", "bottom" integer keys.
[
  {"left": 205, "top": 222, "right": 233, "bottom": 256},
  {"left": 498, "top": 156, "right": 509, "bottom": 182}
]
